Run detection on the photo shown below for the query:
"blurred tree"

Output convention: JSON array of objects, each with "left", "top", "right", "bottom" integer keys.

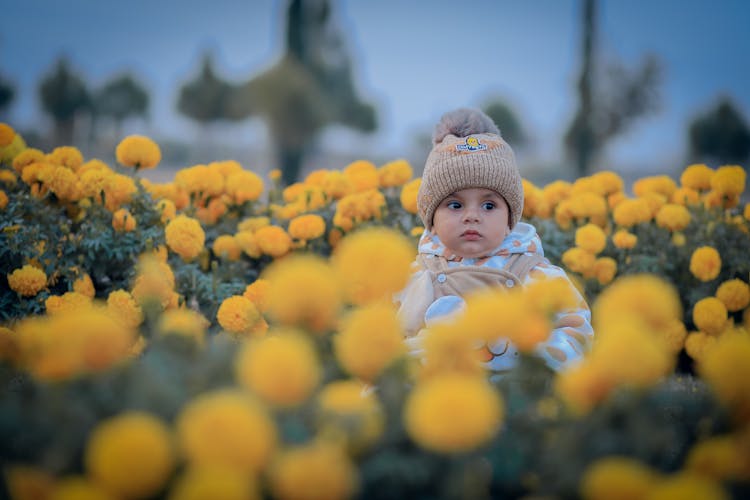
[
  {"left": 39, "top": 57, "right": 90, "bottom": 146},
  {"left": 92, "top": 74, "right": 150, "bottom": 140},
  {"left": 177, "top": 52, "right": 236, "bottom": 127},
  {"left": 0, "top": 73, "right": 14, "bottom": 117},
  {"left": 235, "top": 0, "right": 377, "bottom": 185},
  {"left": 482, "top": 99, "right": 526, "bottom": 148},
  {"left": 688, "top": 96, "right": 750, "bottom": 166},
  {"left": 564, "top": 0, "right": 661, "bottom": 177}
]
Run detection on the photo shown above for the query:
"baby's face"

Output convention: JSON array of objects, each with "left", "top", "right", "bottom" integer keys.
[{"left": 432, "top": 188, "right": 510, "bottom": 259}]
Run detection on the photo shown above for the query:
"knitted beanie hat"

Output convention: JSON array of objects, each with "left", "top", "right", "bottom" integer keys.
[{"left": 417, "top": 108, "right": 523, "bottom": 231}]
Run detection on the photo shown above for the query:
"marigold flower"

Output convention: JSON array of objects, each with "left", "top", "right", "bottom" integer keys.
[
  {"left": 316, "top": 379, "right": 385, "bottom": 453},
  {"left": 225, "top": 170, "right": 264, "bottom": 204},
  {"left": 322, "top": 170, "right": 354, "bottom": 200},
  {"left": 575, "top": 223, "right": 607, "bottom": 254},
  {"left": 158, "top": 308, "right": 209, "bottom": 346},
  {"left": 8, "top": 265, "right": 47, "bottom": 296},
  {"left": 580, "top": 456, "right": 661, "bottom": 500},
  {"left": 288, "top": 213, "right": 326, "bottom": 241},
  {"left": 334, "top": 302, "right": 406, "bottom": 382},
  {"left": 255, "top": 225, "right": 292, "bottom": 258},
  {"left": 611, "top": 229, "right": 637, "bottom": 249},
  {"left": 344, "top": 159, "right": 379, "bottom": 192},
  {"left": 378, "top": 158, "right": 413, "bottom": 187},
  {"left": 235, "top": 330, "right": 321, "bottom": 407},
  {"left": 47, "top": 146, "right": 83, "bottom": 171},
  {"left": 612, "top": 198, "right": 652, "bottom": 227},
  {"left": 404, "top": 373, "right": 503, "bottom": 453},
  {"left": 234, "top": 230, "right": 261, "bottom": 259},
  {"left": 400, "top": 178, "right": 421, "bottom": 214},
  {"left": 176, "top": 389, "right": 278, "bottom": 473},
  {"left": 103, "top": 173, "right": 137, "bottom": 211},
  {"left": 165, "top": 215, "right": 206, "bottom": 262},
  {"left": 79, "top": 168, "right": 112, "bottom": 203},
  {"left": 268, "top": 440, "right": 358, "bottom": 500},
  {"left": 0, "top": 122, "right": 15, "bottom": 146},
  {"left": 12, "top": 148, "right": 44, "bottom": 174},
  {"left": 242, "top": 279, "right": 270, "bottom": 312},
  {"left": 155, "top": 198, "right": 176, "bottom": 224},
  {"left": 715, "top": 278, "right": 750, "bottom": 312},
  {"left": 72, "top": 272, "right": 95, "bottom": 298},
  {"left": 0, "top": 190, "right": 8, "bottom": 210},
  {"left": 591, "top": 170, "right": 625, "bottom": 194},
  {"left": 633, "top": 175, "right": 678, "bottom": 198},
  {"left": 698, "top": 332, "right": 750, "bottom": 422},
  {"left": 593, "top": 257, "right": 617, "bottom": 285},
  {"left": 672, "top": 187, "right": 701, "bottom": 205},
  {"left": 710, "top": 165, "right": 746, "bottom": 197},
  {"left": 106, "top": 289, "right": 143, "bottom": 328},
  {"left": 561, "top": 247, "right": 596, "bottom": 276},
  {"left": 216, "top": 295, "right": 264, "bottom": 336},
  {"left": 331, "top": 227, "right": 414, "bottom": 305},
  {"left": 655, "top": 203, "right": 691, "bottom": 231},
  {"left": 689, "top": 246, "right": 721, "bottom": 282},
  {"left": 262, "top": 255, "right": 342, "bottom": 333},
  {"left": 112, "top": 208, "right": 136, "bottom": 232},
  {"left": 681, "top": 163, "right": 714, "bottom": 190},
  {"left": 115, "top": 135, "right": 161, "bottom": 169},
  {"left": 85, "top": 412, "right": 175, "bottom": 499},
  {"left": 212, "top": 235, "right": 242, "bottom": 261},
  {"left": 45, "top": 291, "right": 92, "bottom": 315},
  {"left": 167, "top": 465, "right": 260, "bottom": 500},
  {"left": 685, "top": 331, "right": 718, "bottom": 362},
  {"left": 693, "top": 297, "right": 728, "bottom": 336},
  {"left": 643, "top": 473, "right": 729, "bottom": 500},
  {"left": 46, "top": 165, "right": 79, "bottom": 201}
]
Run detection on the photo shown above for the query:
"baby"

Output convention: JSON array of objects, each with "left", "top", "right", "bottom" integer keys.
[{"left": 397, "top": 108, "right": 593, "bottom": 374}]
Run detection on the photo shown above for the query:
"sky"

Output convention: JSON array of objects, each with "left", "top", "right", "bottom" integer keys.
[{"left": 2, "top": 0, "right": 749, "bottom": 178}]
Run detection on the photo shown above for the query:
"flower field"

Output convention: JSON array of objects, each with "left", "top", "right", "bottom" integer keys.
[{"left": 1, "top": 122, "right": 750, "bottom": 499}]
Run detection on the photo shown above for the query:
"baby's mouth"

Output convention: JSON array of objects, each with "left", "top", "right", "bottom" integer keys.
[{"left": 461, "top": 230, "right": 481, "bottom": 240}]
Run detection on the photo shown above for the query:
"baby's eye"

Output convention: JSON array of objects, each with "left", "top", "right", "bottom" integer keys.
[
  {"left": 446, "top": 201, "right": 462, "bottom": 210},
  {"left": 482, "top": 201, "right": 496, "bottom": 210}
]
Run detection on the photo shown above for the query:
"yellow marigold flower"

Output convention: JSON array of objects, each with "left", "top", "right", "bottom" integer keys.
[
  {"left": 685, "top": 331, "right": 718, "bottom": 362},
  {"left": 115, "top": 135, "right": 161, "bottom": 169},
  {"left": 158, "top": 308, "right": 208, "bottom": 346},
  {"left": 12, "top": 147, "right": 44, "bottom": 174},
  {"left": 225, "top": 170, "right": 264, "bottom": 204},
  {"left": 72, "top": 272, "right": 95, "bottom": 298},
  {"left": 580, "top": 456, "right": 661, "bottom": 500},
  {"left": 47, "top": 146, "right": 83, "bottom": 171},
  {"left": 344, "top": 159, "right": 379, "bottom": 193},
  {"left": 79, "top": 168, "right": 112, "bottom": 203},
  {"left": 316, "top": 379, "right": 385, "bottom": 453},
  {"left": 689, "top": 246, "right": 721, "bottom": 282},
  {"left": 698, "top": 332, "right": 750, "bottom": 422},
  {"left": 106, "top": 289, "right": 143, "bottom": 329},
  {"left": 112, "top": 208, "right": 136, "bottom": 232},
  {"left": 542, "top": 180, "right": 572, "bottom": 206},
  {"left": 633, "top": 174, "right": 678, "bottom": 198},
  {"left": 103, "top": 173, "right": 137, "bottom": 211},
  {"left": 334, "top": 302, "right": 406, "bottom": 382},
  {"left": 8, "top": 264, "right": 47, "bottom": 296},
  {"left": 45, "top": 291, "right": 91, "bottom": 315},
  {"left": 165, "top": 215, "right": 206, "bottom": 262},
  {"left": 322, "top": 170, "right": 354, "bottom": 200},
  {"left": 613, "top": 197, "right": 652, "bottom": 227},
  {"left": 662, "top": 318, "right": 688, "bottom": 353},
  {"left": 0, "top": 133, "right": 26, "bottom": 166},
  {"left": 216, "top": 295, "right": 264, "bottom": 336},
  {"left": 0, "top": 122, "right": 15, "bottom": 146},
  {"left": 681, "top": 163, "right": 714, "bottom": 190},
  {"left": 234, "top": 230, "right": 261, "bottom": 259},
  {"left": 156, "top": 198, "right": 176, "bottom": 224},
  {"left": 561, "top": 247, "right": 596, "bottom": 276},
  {"left": 235, "top": 330, "right": 321, "bottom": 407},
  {"left": 79, "top": 158, "right": 110, "bottom": 174},
  {"left": 332, "top": 227, "right": 414, "bottom": 305},
  {"left": 643, "top": 473, "right": 729, "bottom": 500},
  {"left": 591, "top": 170, "right": 625, "bottom": 194},
  {"left": 404, "top": 373, "right": 503, "bottom": 454},
  {"left": 555, "top": 362, "right": 612, "bottom": 414},
  {"left": 693, "top": 297, "right": 728, "bottom": 336},
  {"left": 0, "top": 170, "right": 18, "bottom": 187},
  {"left": 167, "top": 465, "right": 260, "bottom": 500},
  {"left": 710, "top": 164, "right": 746, "bottom": 197},
  {"left": 716, "top": 278, "right": 750, "bottom": 312},
  {"left": 399, "top": 178, "right": 421, "bottom": 214},
  {"left": 49, "top": 476, "right": 111, "bottom": 500},
  {"left": 262, "top": 255, "right": 342, "bottom": 333},
  {"left": 85, "top": 412, "right": 175, "bottom": 499},
  {"left": 655, "top": 203, "right": 691, "bottom": 231},
  {"left": 255, "top": 225, "right": 292, "bottom": 258},
  {"left": 593, "top": 257, "right": 617, "bottom": 285},
  {"left": 685, "top": 436, "right": 748, "bottom": 481},
  {"left": 575, "top": 223, "right": 607, "bottom": 254},
  {"left": 0, "top": 190, "right": 8, "bottom": 210},
  {"left": 288, "top": 213, "right": 326, "bottom": 241},
  {"left": 268, "top": 440, "right": 358, "bottom": 500},
  {"left": 212, "top": 235, "right": 241, "bottom": 261},
  {"left": 176, "top": 389, "right": 278, "bottom": 473},
  {"left": 243, "top": 278, "right": 270, "bottom": 313},
  {"left": 304, "top": 168, "right": 329, "bottom": 186},
  {"left": 593, "top": 274, "right": 682, "bottom": 334},
  {"left": 672, "top": 186, "right": 701, "bottom": 205},
  {"left": 703, "top": 188, "right": 740, "bottom": 210},
  {"left": 378, "top": 158, "right": 413, "bottom": 187},
  {"left": 46, "top": 164, "right": 79, "bottom": 201}
]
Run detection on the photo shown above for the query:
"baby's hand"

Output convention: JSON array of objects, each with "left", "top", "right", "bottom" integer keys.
[{"left": 424, "top": 295, "right": 466, "bottom": 327}]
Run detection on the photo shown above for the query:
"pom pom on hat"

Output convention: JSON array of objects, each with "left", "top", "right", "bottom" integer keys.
[{"left": 417, "top": 108, "right": 524, "bottom": 231}]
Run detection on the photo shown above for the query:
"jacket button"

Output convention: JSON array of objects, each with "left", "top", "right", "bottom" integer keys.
[
  {"left": 437, "top": 273, "right": 447, "bottom": 283},
  {"left": 505, "top": 279, "right": 515, "bottom": 287}
]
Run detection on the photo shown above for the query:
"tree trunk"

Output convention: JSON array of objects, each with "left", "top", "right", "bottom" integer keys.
[{"left": 575, "top": 0, "right": 596, "bottom": 177}]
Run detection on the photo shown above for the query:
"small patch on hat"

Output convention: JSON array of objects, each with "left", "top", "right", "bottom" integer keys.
[{"left": 455, "top": 136, "right": 487, "bottom": 152}]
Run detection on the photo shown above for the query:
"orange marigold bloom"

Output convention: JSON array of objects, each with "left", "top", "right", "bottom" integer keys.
[
  {"left": 165, "top": 215, "right": 206, "bottom": 262},
  {"left": 378, "top": 159, "right": 413, "bottom": 187},
  {"left": 561, "top": 247, "right": 596, "bottom": 276},
  {"left": 655, "top": 203, "right": 691, "bottom": 231},
  {"left": 0, "top": 190, "right": 7, "bottom": 210},
  {"left": 612, "top": 229, "right": 637, "bottom": 249},
  {"left": 225, "top": 170, "right": 264, "bottom": 204},
  {"left": 715, "top": 279, "right": 750, "bottom": 312},
  {"left": 112, "top": 208, "right": 137, "bottom": 232},
  {"left": 155, "top": 199, "right": 176, "bottom": 224},
  {"left": 45, "top": 291, "right": 91, "bottom": 315},
  {"left": 212, "top": 235, "right": 242, "bottom": 261},
  {"left": 400, "top": 178, "right": 421, "bottom": 214},
  {"left": 235, "top": 230, "right": 261, "bottom": 259},
  {"left": 693, "top": 297, "right": 728, "bottom": 336},
  {"left": 12, "top": 148, "right": 45, "bottom": 174},
  {"left": 106, "top": 289, "right": 144, "bottom": 329},
  {"left": 344, "top": 159, "right": 379, "bottom": 193},
  {"left": 681, "top": 163, "right": 714, "bottom": 190},
  {"left": 0, "top": 122, "right": 15, "bottom": 146},
  {"left": 72, "top": 272, "right": 95, "bottom": 298},
  {"left": 243, "top": 279, "right": 270, "bottom": 313},
  {"left": 217, "top": 295, "right": 264, "bottom": 336},
  {"left": 288, "top": 214, "right": 326, "bottom": 241},
  {"left": 633, "top": 175, "right": 678, "bottom": 198},
  {"left": 593, "top": 257, "right": 617, "bottom": 285},
  {"left": 115, "top": 135, "right": 161, "bottom": 169},
  {"left": 8, "top": 265, "right": 47, "bottom": 296},
  {"left": 322, "top": 170, "right": 354, "bottom": 200},
  {"left": 575, "top": 223, "right": 607, "bottom": 255},
  {"left": 613, "top": 198, "right": 652, "bottom": 227},
  {"left": 47, "top": 146, "right": 84, "bottom": 171},
  {"left": 689, "top": 246, "right": 721, "bottom": 282},
  {"left": 710, "top": 165, "right": 746, "bottom": 197},
  {"left": 255, "top": 225, "right": 292, "bottom": 258},
  {"left": 671, "top": 187, "right": 701, "bottom": 205}
]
